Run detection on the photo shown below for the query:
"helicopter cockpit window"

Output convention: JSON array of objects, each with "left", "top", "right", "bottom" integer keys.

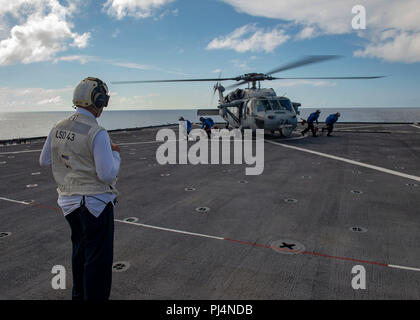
[
  {"left": 255, "top": 99, "right": 272, "bottom": 112},
  {"left": 271, "top": 99, "right": 293, "bottom": 112}
]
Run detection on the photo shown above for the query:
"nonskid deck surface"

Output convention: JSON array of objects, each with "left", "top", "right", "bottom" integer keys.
[{"left": 0, "top": 123, "right": 420, "bottom": 299}]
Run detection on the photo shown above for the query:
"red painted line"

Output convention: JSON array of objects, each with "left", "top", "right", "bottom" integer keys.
[
  {"left": 30, "top": 202, "right": 61, "bottom": 211},
  {"left": 224, "top": 238, "right": 389, "bottom": 267}
]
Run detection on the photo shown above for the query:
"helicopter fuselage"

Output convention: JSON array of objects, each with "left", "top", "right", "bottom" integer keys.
[{"left": 217, "top": 87, "right": 299, "bottom": 137}]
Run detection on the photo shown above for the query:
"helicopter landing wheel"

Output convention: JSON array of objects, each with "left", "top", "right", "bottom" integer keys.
[{"left": 281, "top": 127, "right": 293, "bottom": 138}]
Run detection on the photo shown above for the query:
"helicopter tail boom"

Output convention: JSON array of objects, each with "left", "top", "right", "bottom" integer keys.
[{"left": 197, "top": 109, "right": 220, "bottom": 116}]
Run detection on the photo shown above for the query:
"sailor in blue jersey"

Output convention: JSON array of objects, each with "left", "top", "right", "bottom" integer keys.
[
  {"left": 322, "top": 112, "right": 340, "bottom": 136},
  {"left": 200, "top": 117, "right": 214, "bottom": 138},
  {"left": 302, "top": 109, "right": 321, "bottom": 137}
]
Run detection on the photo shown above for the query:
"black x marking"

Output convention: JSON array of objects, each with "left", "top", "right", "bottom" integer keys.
[{"left": 279, "top": 242, "right": 295, "bottom": 250}]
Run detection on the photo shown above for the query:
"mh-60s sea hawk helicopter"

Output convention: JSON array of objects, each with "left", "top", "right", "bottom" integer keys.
[{"left": 112, "top": 55, "right": 383, "bottom": 137}]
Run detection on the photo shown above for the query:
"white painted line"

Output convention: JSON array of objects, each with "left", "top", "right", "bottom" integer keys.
[
  {"left": 337, "top": 125, "right": 386, "bottom": 131},
  {"left": 338, "top": 130, "right": 420, "bottom": 134},
  {"left": 0, "top": 139, "right": 173, "bottom": 152},
  {"left": 266, "top": 140, "right": 420, "bottom": 182},
  {"left": 0, "top": 149, "right": 42, "bottom": 155},
  {"left": 114, "top": 219, "right": 225, "bottom": 241},
  {"left": 0, "top": 197, "right": 31, "bottom": 205},
  {"left": 119, "top": 141, "right": 161, "bottom": 146},
  {"left": 337, "top": 124, "right": 404, "bottom": 131},
  {"left": 410, "top": 124, "right": 420, "bottom": 130},
  {"left": 0, "top": 134, "right": 303, "bottom": 152},
  {"left": 279, "top": 135, "right": 307, "bottom": 141},
  {"left": 388, "top": 264, "right": 420, "bottom": 272}
]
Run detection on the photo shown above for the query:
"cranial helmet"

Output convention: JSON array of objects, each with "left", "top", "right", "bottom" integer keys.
[
  {"left": 315, "top": 109, "right": 321, "bottom": 113},
  {"left": 199, "top": 117, "right": 205, "bottom": 122},
  {"left": 336, "top": 112, "right": 341, "bottom": 117},
  {"left": 73, "top": 77, "right": 110, "bottom": 109}
]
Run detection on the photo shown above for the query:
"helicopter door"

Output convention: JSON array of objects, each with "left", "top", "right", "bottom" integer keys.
[
  {"left": 254, "top": 99, "right": 270, "bottom": 129},
  {"left": 239, "top": 101, "right": 251, "bottom": 129}
]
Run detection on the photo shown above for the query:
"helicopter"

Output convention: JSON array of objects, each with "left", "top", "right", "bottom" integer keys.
[{"left": 112, "top": 55, "right": 383, "bottom": 137}]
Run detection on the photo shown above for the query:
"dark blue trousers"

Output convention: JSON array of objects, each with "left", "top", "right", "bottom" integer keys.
[{"left": 65, "top": 202, "right": 114, "bottom": 300}]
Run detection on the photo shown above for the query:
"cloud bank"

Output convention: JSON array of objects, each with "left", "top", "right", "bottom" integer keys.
[
  {"left": 218, "top": 0, "right": 420, "bottom": 63},
  {"left": 103, "top": 0, "right": 175, "bottom": 19},
  {"left": 207, "top": 24, "right": 290, "bottom": 53},
  {"left": 0, "top": 0, "right": 90, "bottom": 66}
]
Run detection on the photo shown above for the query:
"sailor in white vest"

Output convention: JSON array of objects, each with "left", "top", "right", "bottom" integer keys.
[{"left": 39, "top": 77, "right": 120, "bottom": 300}]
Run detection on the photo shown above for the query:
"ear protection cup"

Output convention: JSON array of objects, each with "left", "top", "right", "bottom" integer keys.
[
  {"left": 93, "top": 91, "right": 106, "bottom": 109},
  {"left": 88, "top": 77, "right": 110, "bottom": 109}
]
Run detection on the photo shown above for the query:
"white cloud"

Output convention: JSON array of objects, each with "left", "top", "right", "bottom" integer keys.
[
  {"left": 53, "top": 55, "right": 95, "bottom": 64},
  {"left": 296, "top": 26, "right": 318, "bottom": 40},
  {"left": 104, "top": 0, "right": 175, "bottom": 19},
  {"left": 71, "top": 32, "right": 90, "bottom": 48},
  {"left": 110, "top": 93, "right": 161, "bottom": 108},
  {"left": 207, "top": 24, "right": 289, "bottom": 53},
  {"left": 112, "top": 62, "right": 152, "bottom": 70},
  {"left": 0, "top": 86, "right": 73, "bottom": 111},
  {"left": 36, "top": 95, "right": 63, "bottom": 105},
  {"left": 0, "top": 0, "right": 90, "bottom": 66},
  {"left": 52, "top": 55, "right": 188, "bottom": 76},
  {"left": 220, "top": 0, "right": 420, "bottom": 63},
  {"left": 354, "top": 31, "right": 420, "bottom": 63}
]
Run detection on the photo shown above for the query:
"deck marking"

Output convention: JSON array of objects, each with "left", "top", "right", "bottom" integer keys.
[
  {"left": 336, "top": 124, "right": 402, "bottom": 131},
  {"left": 114, "top": 219, "right": 224, "bottom": 240},
  {"left": 0, "top": 197, "right": 31, "bottom": 205},
  {"left": 0, "top": 136, "right": 304, "bottom": 154},
  {"left": 2, "top": 196, "right": 420, "bottom": 273},
  {"left": 265, "top": 140, "right": 420, "bottom": 182},
  {"left": 410, "top": 124, "right": 420, "bottom": 130},
  {"left": 0, "top": 149, "right": 42, "bottom": 155},
  {"left": 388, "top": 264, "right": 420, "bottom": 272}
]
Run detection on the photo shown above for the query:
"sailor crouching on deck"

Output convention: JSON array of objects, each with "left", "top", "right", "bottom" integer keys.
[
  {"left": 301, "top": 109, "right": 321, "bottom": 137},
  {"left": 322, "top": 112, "right": 340, "bottom": 136},
  {"left": 39, "top": 77, "right": 120, "bottom": 300}
]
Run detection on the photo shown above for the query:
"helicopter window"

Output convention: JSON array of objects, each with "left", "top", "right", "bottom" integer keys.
[
  {"left": 272, "top": 99, "right": 293, "bottom": 112},
  {"left": 255, "top": 99, "right": 272, "bottom": 112}
]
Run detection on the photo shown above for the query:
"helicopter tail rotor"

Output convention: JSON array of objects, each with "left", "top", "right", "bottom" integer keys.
[{"left": 211, "top": 70, "right": 223, "bottom": 105}]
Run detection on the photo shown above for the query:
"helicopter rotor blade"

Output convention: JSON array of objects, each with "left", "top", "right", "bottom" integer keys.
[
  {"left": 271, "top": 76, "right": 385, "bottom": 80},
  {"left": 225, "top": 75, "right": 385, "bottom": 90},
  {"left": 112, "top": 77, "right": 238, "bottom": 85},
  {"left": 266, "top": 55, "right": 342, "bottom": 76}
]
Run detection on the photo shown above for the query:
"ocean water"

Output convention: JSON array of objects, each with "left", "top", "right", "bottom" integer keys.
[{"left": 0, "top": 107, "right": 419, "bottom": 140}]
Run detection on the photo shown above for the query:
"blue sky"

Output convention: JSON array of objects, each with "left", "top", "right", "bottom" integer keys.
[{"left": 0, "top": 0, "right": 419, "bottom": 112}]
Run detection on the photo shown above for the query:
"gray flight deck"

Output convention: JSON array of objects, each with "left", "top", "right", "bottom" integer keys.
[{"left": 1, "top": 123, "right": 420, "bottom": 299}]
